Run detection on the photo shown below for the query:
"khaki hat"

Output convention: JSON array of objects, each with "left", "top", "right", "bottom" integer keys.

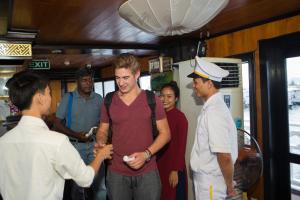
[{"left": 187, "top": 56, "right": 229, "bottom": 82}]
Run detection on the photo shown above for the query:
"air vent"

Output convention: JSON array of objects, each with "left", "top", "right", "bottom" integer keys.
[{"left": 215, "top": 62, "right": 240, "bottom": 88}]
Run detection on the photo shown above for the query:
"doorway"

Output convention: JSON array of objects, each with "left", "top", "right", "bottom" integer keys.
[{"left": 260, "top": 31, "right": 300, "bottom": 200}]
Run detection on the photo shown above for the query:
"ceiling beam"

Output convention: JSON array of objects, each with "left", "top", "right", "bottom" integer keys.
[{"left": 32, "top": 43, "right": 160, "bottom": 51}]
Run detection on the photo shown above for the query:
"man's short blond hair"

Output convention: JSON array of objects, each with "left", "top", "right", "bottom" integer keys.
[{"left": 113, "top": 53, "right": 140, "bottom": 74}]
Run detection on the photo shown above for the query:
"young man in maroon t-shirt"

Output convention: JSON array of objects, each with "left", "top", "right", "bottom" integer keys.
[{"left": 96, "top": 53, "right": 171, "bottom": 200}]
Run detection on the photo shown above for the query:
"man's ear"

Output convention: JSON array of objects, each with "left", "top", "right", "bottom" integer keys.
[
  {"left": 208, "top": 80, "right": 214, "bottom": 89},
  {"left": 135, "top": 70, "right": 141, "bottom": 81},
  {"left": 35, "top": 92, "right": 44, "bottom": 105}
]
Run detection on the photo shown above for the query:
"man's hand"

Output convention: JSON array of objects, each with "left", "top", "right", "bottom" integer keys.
[
  {"left": 216, "top": 153, "right": 236, "bottom": 197},
  {"left": 89, "top": 144, "right": 113, "bottom": 173},
  {"left": 77, "top": 132, "right": 92, "bottom": 142},
  {"left": 126, "top": 152, "right": 147, "bottom": 170},
  {"left": 169, "top": 171, "right": 178, "bottom": 188},
  {"left": 95, "top": 144, "right": 113, "bottom": 160},
  {"left": 227, "top": 181, "right": 237, "bottom": 197}
]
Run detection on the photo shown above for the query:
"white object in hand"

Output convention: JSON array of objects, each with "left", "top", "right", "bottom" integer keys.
[
  {"left": 85, "top": 126, "right": 98, "bottom": 137},
  {"left": 123, "top": 155, "right": 135, "bottom": 162}
]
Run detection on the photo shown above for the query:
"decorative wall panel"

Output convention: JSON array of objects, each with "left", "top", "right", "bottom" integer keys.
[{"left": 0, "top": 43, "right": 32, "bottom": 57}]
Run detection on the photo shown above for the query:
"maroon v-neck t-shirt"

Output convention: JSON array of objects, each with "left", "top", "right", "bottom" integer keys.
[{"left": 100, "top": 90, "right": 166, "bottom": 176}]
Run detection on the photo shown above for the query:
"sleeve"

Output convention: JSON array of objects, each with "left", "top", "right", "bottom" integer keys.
[
  {"left": 172, "top": 112, "right": 188, "bottom": 171},
  {"left": 155, "top": 96, "right": 166, "bottom": 120},
  {"left": 53, "top": 137, "right": 95, "bottom": 187},
  {"left": 206, "top": 108, "right": 232, "bottom": 153},
  {"left": 55, "top": 93, "right": 69, "bottom": 120},
  {"left": 100, "top": 101, "right": 109, "bottom": 123}
]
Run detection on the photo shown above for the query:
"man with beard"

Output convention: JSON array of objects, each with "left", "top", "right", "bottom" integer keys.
[{"left": 54, "top": 67, "right": 105, "bottom": 200}]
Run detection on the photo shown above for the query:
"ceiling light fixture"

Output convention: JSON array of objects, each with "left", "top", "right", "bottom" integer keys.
[
  {"left": 51, "top": 49, "right": 62, "bottom": 54},
  {"left": 119, "top": 0, "right": 229, "bottom": 36},
  {"left": 5, "top": 30, "right": 37, "bottom": 40},
  {"left": 64, "top": 60, "right": 70, "bottom": 66}
]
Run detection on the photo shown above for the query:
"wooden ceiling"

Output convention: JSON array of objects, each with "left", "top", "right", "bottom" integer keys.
[{"left": 2, "top": 0, "right": 300, "bottom": 69}]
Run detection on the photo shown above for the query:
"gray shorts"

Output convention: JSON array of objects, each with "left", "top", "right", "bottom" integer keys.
[{"left": 107, "top": 169, "right": 161, "bottom": 200}]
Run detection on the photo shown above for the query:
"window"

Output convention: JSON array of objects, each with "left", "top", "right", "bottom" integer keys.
[
  {"left": 0, "top": 77, "right": 9, "bottom": 97},
  {"left": 94, "top": 82, "right": 104, "bottom": 96},
  {"left": 286, "top": 56, "right": 300, "bottom": 197},
  {"left": 104, "top": 80, "right": 115, "bottom": 96},
  {"left": 94, "top": 80, "right": 116, "bottom": 97},
  {"left": 231, "top": 53, "right": 256, "bottom": 137},
  {"left": 242, "top": 62, "right": 250, "bottom": 133},
  {"left": 139, "top": 75, "right": 151, "bottom": 90}
]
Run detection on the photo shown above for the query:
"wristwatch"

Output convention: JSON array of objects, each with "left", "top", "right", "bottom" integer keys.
[{"left": 144, "top": 149, "right": 152, "bottom": 162}]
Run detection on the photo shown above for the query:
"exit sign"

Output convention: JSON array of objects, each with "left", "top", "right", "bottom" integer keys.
[{"left": 29, "top": 60, "right": 50, "bottom": 70}]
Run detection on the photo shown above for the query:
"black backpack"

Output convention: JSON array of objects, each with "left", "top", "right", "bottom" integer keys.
[{"left": 104, "top": 90, "right": 159, "bottom": 144}]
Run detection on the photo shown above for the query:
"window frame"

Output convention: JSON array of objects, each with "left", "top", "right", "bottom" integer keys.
[{"left": 229, "top": 53, "right": 257, "bottom": 138}]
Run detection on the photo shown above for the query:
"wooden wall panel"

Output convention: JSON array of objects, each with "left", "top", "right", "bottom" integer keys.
[
  {"left": 49, "top": 80, "right": 61, "bottom": 114},
  {"left": 207, "top": 15, "right": 300, "bottom": 57},
  {"left": 101, "top": 66, "right": 115, "bottom": 79},
  {"left": 48, "top": 81, "right": 76, "bottom": 120},
  {"left": 139, "top": 56, "right": 154, "bottom": 72},
  {"left": 207, "top": 14, "right": 300, "bottom": 200},
  {"left": 67, "top": 82, "right": 76, "bottom": 92}
]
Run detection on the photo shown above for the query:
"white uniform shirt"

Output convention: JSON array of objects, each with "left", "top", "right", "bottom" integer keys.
[
  {"left": 190, "top": 92, "right": 238, "bottom": 176},
  {"left": 0, "top": 116, "right": 95, "bottom": 200}
]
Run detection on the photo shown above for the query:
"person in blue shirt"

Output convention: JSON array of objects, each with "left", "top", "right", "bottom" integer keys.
[{"left": 54, "top": 67, "right": 106, "bottom": 200}]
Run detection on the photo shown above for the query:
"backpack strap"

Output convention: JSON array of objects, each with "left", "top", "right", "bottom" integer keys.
[
  {"left": 145, "top": 90, "right": 159, "bottom": 139},
  {"left": 104, "top": 91, "right": 115, "bottom": 144},
  {"left": 66, "top": 92, "right": 73, "bottom": 129}
]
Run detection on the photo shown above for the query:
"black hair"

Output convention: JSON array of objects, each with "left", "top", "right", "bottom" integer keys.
[
  {"left": 199, "top": 77, "right": 221, "bottom": 89},
  {"left": 75, "top": 66, "right": 94, "bottom": 79},
  {"left": 160, "top": 81, "right": 180, "bottom": 98},
  {"left": 212, "top": 80, "right": 221, "bottom": 89},
  {"left": 6, "top": 71, "right": 49, "bottom": 111}
]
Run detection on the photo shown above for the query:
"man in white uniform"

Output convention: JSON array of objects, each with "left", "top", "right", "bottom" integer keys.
[
  {"left": 187, "top": 57, "right": 238, "bottom": 200},
  {"left": 0, "top": 71, "right": 113, "bottom": 200}
]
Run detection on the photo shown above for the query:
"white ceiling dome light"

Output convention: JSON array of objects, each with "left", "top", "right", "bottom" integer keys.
[{"left": 119, "top": 0, "right": 229, "bottom": 36}]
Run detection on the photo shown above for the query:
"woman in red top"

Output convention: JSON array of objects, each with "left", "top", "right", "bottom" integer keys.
[{"left": 157, "top": 81, "right": 188, "bottom": 200}]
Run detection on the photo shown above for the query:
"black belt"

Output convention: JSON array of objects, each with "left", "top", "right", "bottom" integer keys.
[{"left": 69, "top": 138, "right": 94, "bottom": 143}]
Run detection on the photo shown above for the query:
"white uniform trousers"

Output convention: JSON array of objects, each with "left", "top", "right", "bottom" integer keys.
[{"left": 193, "top": 171, "right": 227, "bottom": 200}]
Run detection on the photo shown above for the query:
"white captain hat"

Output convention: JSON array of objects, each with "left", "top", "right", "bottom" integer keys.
[{"left": 187, "top": 56, "right": 229, "bottom": 82}]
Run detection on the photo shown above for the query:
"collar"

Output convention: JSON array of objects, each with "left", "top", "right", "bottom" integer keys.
[
  {"left": 166, "top": 107, "right": 176, "bottom": 113},
  {"left": 202, "top": 92, "right": 222, "bottom": 111},
  {"left": 18, "top": 115, "right": 49, "bottom": 130},
  {"left": 73, "top": 89, "right": 95, "bottom": 99}
]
